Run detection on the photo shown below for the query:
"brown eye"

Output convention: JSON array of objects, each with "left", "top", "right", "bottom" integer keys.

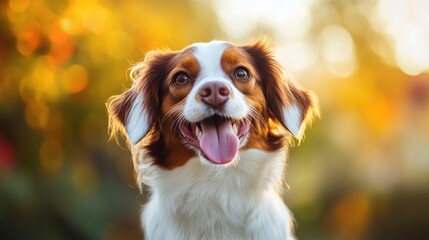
[
  {"left": 173, "top": 72, "right": 191, "bottom": 86},
  {"left": 232, "top": 67, "right": 250, "bottom": 81}
]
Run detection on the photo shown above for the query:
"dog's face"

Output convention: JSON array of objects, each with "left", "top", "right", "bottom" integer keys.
[{"left": 108, "top": 40, "right": 318, "bottom": 169}]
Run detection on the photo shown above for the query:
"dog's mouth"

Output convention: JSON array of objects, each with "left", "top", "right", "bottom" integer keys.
[{"left": 178, "top": 116, "right": 251, "bottom": 165}]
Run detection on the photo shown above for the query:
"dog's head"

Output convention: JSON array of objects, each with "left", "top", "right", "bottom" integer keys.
[{"left": 108, "top": 40, "right": 318, "bottom": 169}]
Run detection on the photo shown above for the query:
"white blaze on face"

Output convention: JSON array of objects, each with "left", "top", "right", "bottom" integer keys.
[
  {"left": 193, "top": 41, "right": 229, "bottom": 79},
  {"left": 178, "top": 41, "right": 253, "bottom": 165},
  {"left": 183, "top": 41, "right": 250, "bottom": 122}
]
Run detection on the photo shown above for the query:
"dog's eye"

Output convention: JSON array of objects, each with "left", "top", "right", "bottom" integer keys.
[
  {"left": 173, "top": 72, "right": 191, "bottom": 86},
  {"left": 232, "top": 67, "right": 250, "bottom": 81}
]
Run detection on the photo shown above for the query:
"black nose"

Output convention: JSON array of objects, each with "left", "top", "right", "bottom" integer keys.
[{"left": 198, "top": 81, "right": 230, "bottom": 108}]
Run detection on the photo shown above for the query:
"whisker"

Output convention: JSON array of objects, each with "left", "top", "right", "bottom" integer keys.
[
  {"left": 249, "top": 106, "right": 267, "bottom": 131},
  {"left": 175, "top": 116, "right": 186, "bottom": 129},
  {"left": 161, "top": 105, "right": 184, "bottom": 127},
  {"left": 172, "top": 114, "right": 189, "bottom": 132}
]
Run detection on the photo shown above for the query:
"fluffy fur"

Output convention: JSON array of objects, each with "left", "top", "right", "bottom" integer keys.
[{"left": 107, "top": 39, "right": 319, "bottom": 240}]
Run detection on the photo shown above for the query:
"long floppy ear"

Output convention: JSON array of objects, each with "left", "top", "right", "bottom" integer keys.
[
  {"left": 244, "top": 40, "right": 319, "bottom": 138},
  {"left": 282, "top": 79, "right": 319, "bottom": 137},
  {"left": 107, "top": 51, "right": 174, "bottom": 144},
  {"left": 107, "top": 86, "right": 150, "bottom": 144}
]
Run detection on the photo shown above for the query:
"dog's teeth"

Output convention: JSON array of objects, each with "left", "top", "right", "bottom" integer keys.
[
  {"left": 232, "top": 123, "right": 238, "bottom": 135},
  {"left": 195, "top": 127, "right": 202, "bottom": 139}
]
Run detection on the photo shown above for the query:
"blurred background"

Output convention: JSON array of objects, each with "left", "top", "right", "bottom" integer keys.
[{"left": 1, "top": 0, "right": 429, "bottom": 239}]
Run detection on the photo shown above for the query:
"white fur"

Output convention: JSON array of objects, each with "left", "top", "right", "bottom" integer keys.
[
  {"left": 284, "top": 104, "right": 302, "bottom": 137},
  {"left": 183, "top": 42, "right": 250, "bottom": 123},
  {"left": 183, "top": 78, "right": 250, "bottom": 122},
  {"left": 134, "top": 149, "right": 296, "bottom": 240},
  {"left": 126, "top": 93, "right": 150, "bottom": 144},
  {"left": 192, "top": 41, "right": 228, "bottom": 78}
]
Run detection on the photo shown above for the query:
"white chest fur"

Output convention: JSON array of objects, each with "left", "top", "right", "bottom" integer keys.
[{"left": 135, "top": 149, "right": 296, "bottom": 240}]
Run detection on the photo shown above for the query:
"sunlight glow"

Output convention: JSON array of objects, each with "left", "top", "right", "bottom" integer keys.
[
  {"left": 275, "top": 41, "right": 317, "bottom": 76},
  {"left": 372, "top": 0, "right": 429, "bottom": 75},
  {"left": 319, "top": 25, "right": 356, "bottom": 78},
  {"left": 213, "top": 0, "right": 314, "bottom": 40},
  {"left": 212, "top": 0, "right": 316, "bottom": 76}
]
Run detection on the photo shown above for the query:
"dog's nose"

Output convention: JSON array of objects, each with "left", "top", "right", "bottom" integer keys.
[{"left": 198, "top": 81, "right": 230, "bottom": 108}]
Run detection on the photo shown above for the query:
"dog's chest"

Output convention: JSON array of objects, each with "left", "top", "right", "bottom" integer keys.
[
  {"left": 141, "top": 149, "right": 291, "bottom": 239},
  {"left": 170, "top": 187, "right": 252, "bottom": 239}
]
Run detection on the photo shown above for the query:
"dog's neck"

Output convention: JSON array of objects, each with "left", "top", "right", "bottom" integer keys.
[{"left": 136, "top": 149, "right": 287, "bottom": 211}]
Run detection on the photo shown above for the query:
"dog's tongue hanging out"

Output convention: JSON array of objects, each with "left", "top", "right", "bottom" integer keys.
[{"left": 199, "top": 117, "right": 239, "bottom": 164}]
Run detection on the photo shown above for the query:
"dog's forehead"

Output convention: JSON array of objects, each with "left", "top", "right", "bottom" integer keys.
[{"left": 190, "top": 41, "right": 229, "bottom": 78}]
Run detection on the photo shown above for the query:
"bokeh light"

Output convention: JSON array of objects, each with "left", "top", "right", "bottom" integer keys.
[
  {"left": 318, "top": 25, "right": 356, "bottom": 78},
  {"left": 372, "top": 0, "right": 429, "bottom": 75}
]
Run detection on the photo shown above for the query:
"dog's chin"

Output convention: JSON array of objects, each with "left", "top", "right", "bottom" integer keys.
[{"left": 179, "top": 115, "right": 251, "bottom": 166}]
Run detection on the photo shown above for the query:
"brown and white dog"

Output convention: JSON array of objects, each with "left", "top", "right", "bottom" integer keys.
[{"left": 107, "top": 40, "right": 318, "bottom": 240}]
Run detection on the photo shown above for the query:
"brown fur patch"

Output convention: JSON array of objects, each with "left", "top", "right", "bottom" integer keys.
[
  {"left": 243, "top": 40, "right": 319, "bottom": 140},
  {"left": 155, "top": 51, "right": 200, "bottom": 169},
  {"left": 220, "top": 46, "right": 284, "bottom": 152},
  {"left": 107, "top": 50, "right": 198, "bottom": 169}
]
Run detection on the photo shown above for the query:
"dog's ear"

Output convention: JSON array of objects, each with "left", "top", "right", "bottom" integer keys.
[
  {"left": 107, "top": 87, "right": 150, "bottom": 145},
  {"left": 244, "top": 39, "right": 319, "bottom": 138},
  {"left": 282, "top": 80, "right": 319, "bottom": 137},
  {"left": 107, "top": 51, "right": 174, "bottom": 144}
]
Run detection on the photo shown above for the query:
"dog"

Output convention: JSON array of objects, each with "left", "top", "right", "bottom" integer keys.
[{"left": 107, "top": 39, "right": 318, "bottom": 240}]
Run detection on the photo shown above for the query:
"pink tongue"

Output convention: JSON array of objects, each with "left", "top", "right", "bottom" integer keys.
[{"left": 199, "top": 118, "right": 239, "bottom": 164}]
